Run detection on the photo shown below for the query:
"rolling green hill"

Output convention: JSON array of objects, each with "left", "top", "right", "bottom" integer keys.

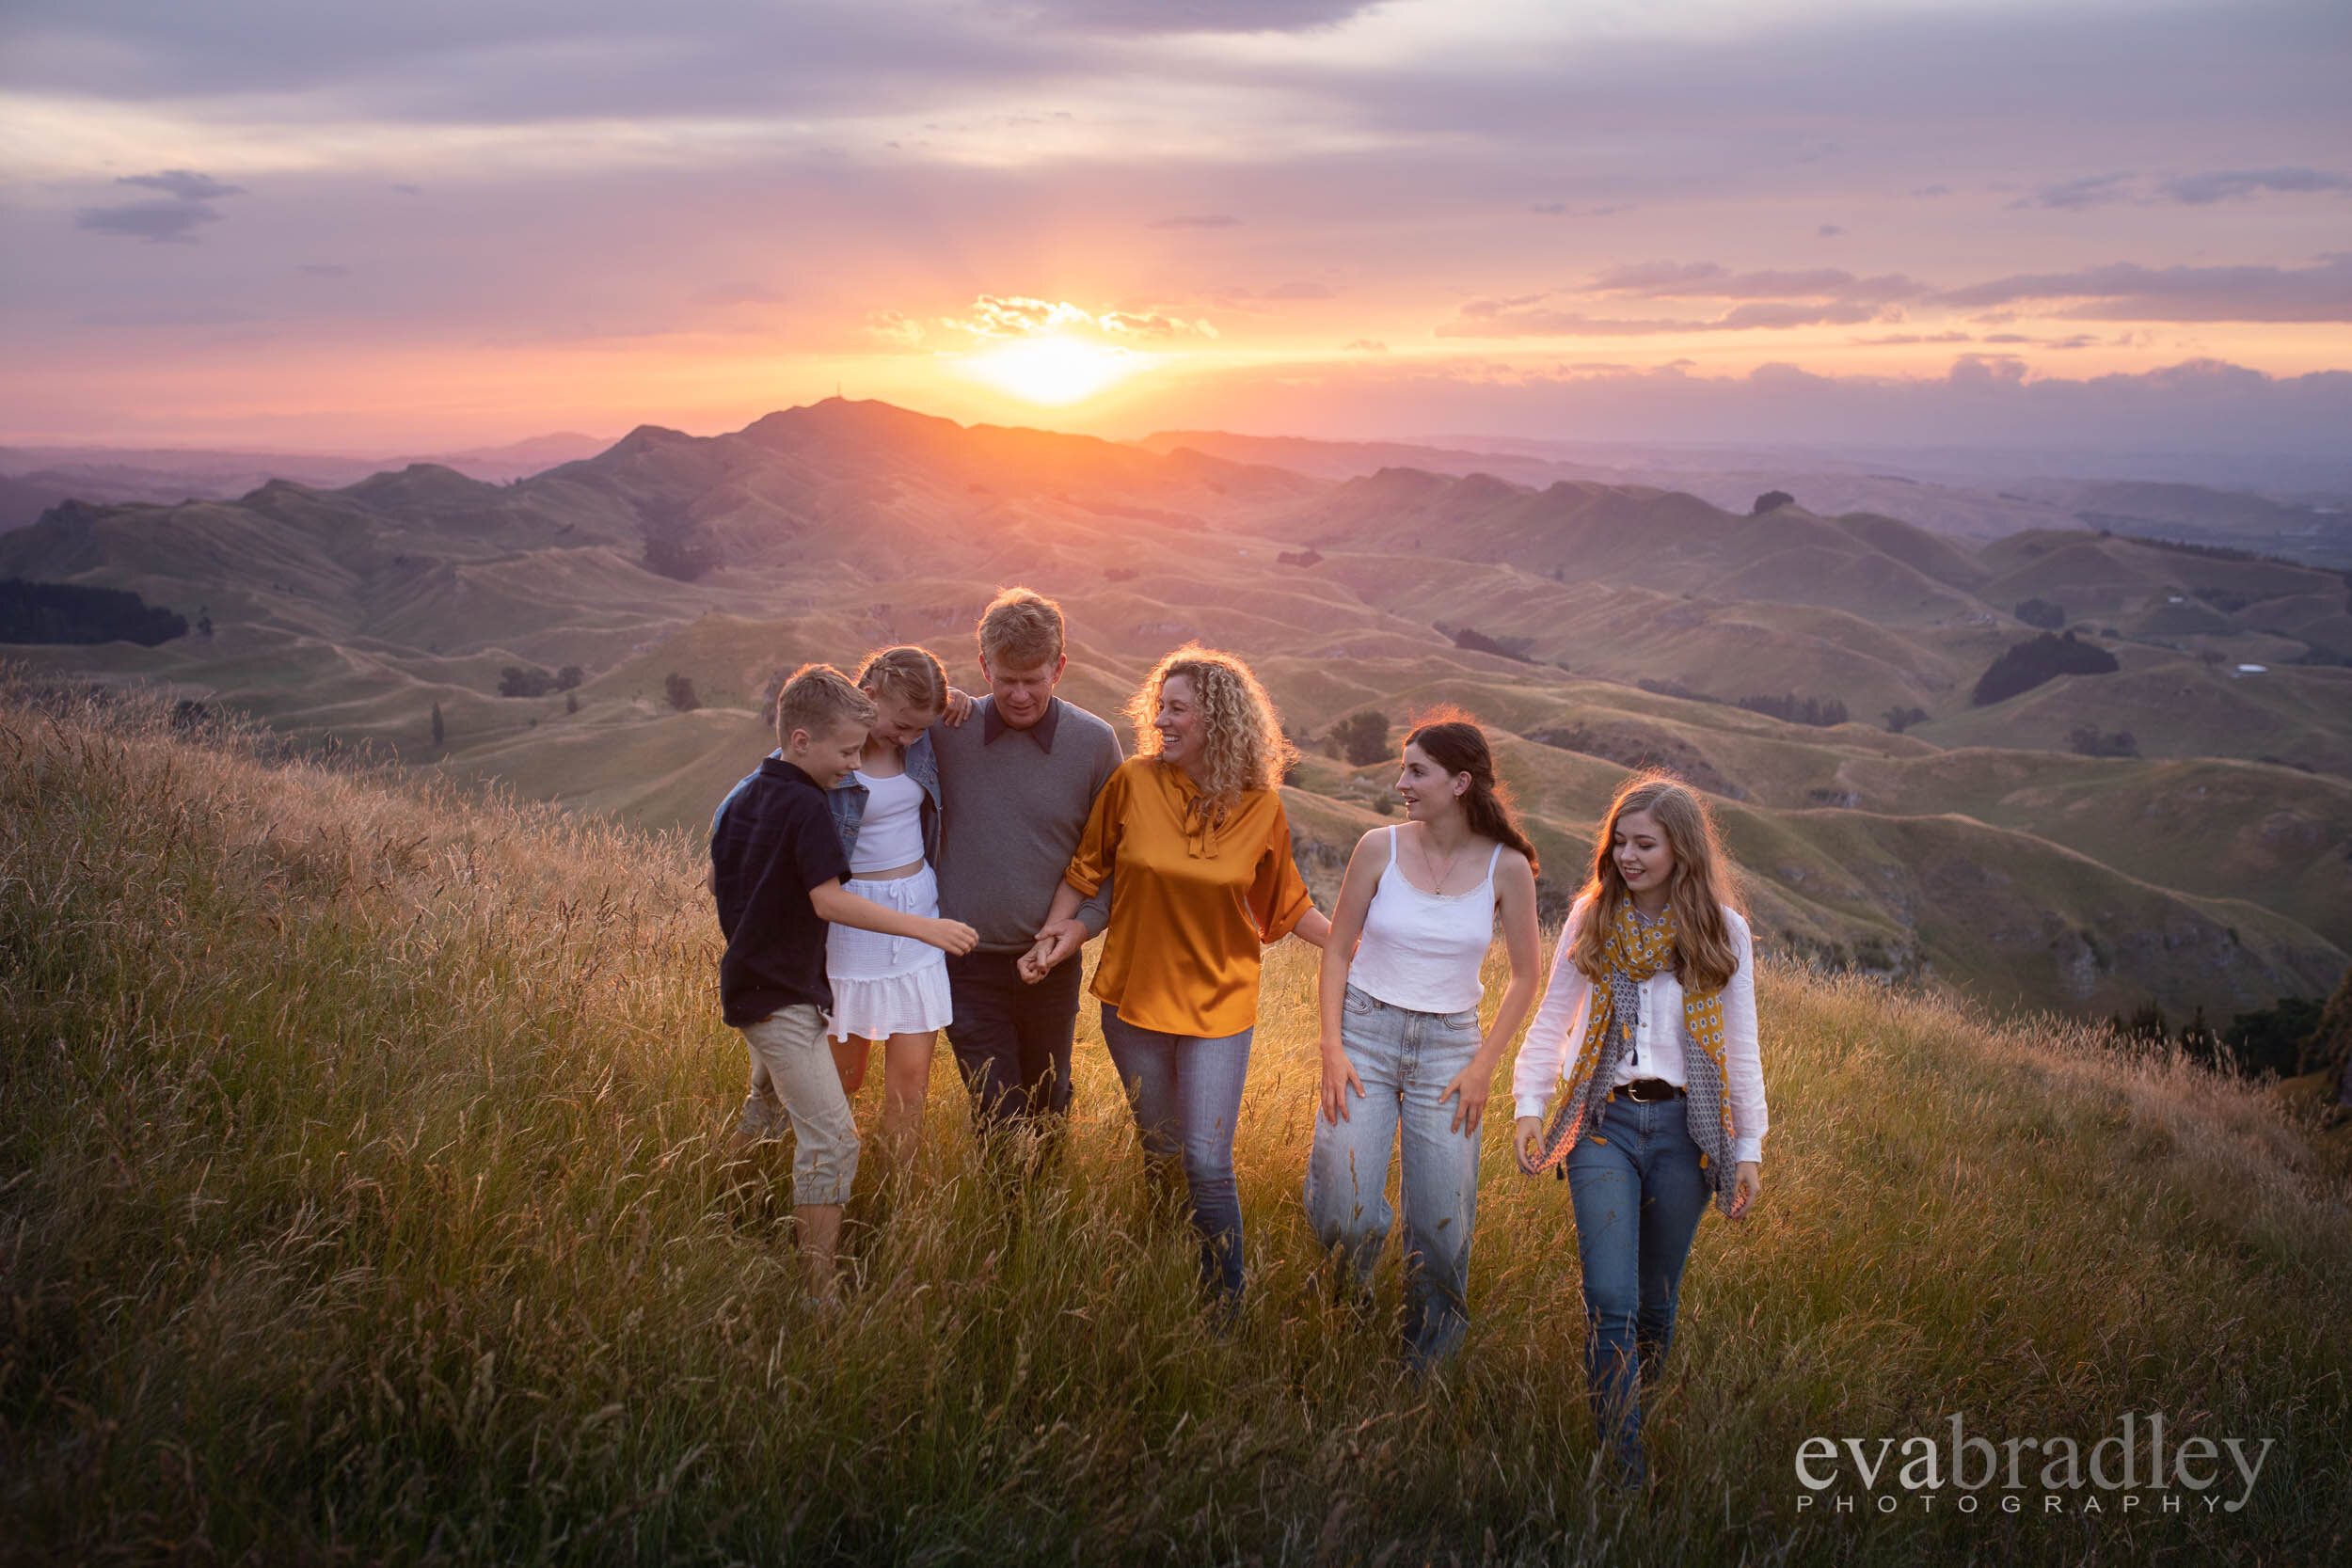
[{"left": 4, "top": 398, "right": 2345, "bottom": 1022}]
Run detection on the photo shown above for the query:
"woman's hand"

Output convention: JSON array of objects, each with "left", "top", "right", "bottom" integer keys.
[
  {"left": 1514, "top": 1115, "right": 1544, "bottom": 1174},
  {"left": 1728, "top": 1160, "right": 1763, "bottom": 1220},
  {"left": 1437, "top": 1058, "right": 1495, "bottom": 1134},
  {"left": 1318, "top": 1043, "right": 1364, "bottom": 1125}
]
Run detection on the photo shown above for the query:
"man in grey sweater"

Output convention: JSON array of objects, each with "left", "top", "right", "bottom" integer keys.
[{"left": 930, "top": 587, "right": 1122, "bottom": 1142}]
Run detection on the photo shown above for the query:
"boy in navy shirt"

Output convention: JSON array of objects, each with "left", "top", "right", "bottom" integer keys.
[{"left": 711, "top": 663, "right": 977, "bottom": 1306}]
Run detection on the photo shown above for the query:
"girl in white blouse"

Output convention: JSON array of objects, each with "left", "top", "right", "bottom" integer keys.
[{"left": 1512, "top": 773, "right": 1768, "bottom": 1485}]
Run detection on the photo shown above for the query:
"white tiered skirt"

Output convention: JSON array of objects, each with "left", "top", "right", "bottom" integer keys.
[{"left": 825, "top": 863, "right": 954, "bottom": 1042}]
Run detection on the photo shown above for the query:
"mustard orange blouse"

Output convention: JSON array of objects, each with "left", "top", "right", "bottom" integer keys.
[{"left": 1065, "top": 755, "right": 1315, "bottom": 1038}]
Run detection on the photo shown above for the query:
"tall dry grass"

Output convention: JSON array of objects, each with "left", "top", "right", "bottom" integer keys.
[{"left": 4, "top": 680, "right": 2349, "bottom": 1564}]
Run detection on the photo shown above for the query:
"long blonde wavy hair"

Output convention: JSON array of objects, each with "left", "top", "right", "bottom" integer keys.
[
  {"left": 1570, "top": 773, "right": 1744, "bottom": 994},
  {"left": 1125, "top": 644, "right": 1296, "bottom": 827}
]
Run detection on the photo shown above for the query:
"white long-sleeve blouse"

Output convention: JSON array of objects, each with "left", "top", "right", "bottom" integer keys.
[{"left": 1510, "top": 896, "right": 1769, "bottom": 1164}]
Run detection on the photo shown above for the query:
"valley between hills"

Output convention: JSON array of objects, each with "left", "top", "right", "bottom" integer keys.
[{"left": 5, "top": 398, "right": 2347, "bottom": 1022}]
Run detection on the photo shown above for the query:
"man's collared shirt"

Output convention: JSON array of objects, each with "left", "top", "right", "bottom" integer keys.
[{"left": 983, "top": 694, "right": 1062, "bottom": 752}]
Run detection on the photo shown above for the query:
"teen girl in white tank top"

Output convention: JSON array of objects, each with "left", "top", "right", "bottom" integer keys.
[
  {"left": 1348, "top": 825, "right": 1502, "bottom": 1015},
  {"left": 1304, "top": 716, "right": 1543, "bottom": 1370}
]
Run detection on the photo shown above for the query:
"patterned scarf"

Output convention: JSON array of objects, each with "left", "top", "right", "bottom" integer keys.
[{"left": 1529, "top": 900, "right": 1740, "bottom": 1213}]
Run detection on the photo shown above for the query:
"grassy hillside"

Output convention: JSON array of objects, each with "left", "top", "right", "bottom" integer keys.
[
  {"left": 6, "top": 686, "right": 2351, "bottom": 1564},
  {"left": 8, "top": 399, "right": 2350, "bottom": 1023}
]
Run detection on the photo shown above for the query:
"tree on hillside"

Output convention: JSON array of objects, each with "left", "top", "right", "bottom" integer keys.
[
  {"left": 664, "top": 673, "right": 701, "bottom": 713},
  {"left": 2306, "top": 965, "right": 2352, "bottom": 1105},
  {"left": 1735, "top": 692, "right": 1848, "bottom": 727},
  {"left": 1752, "top": 490, "right": 1794, "bottom": 515},
  {"left": 1971, "top": 631, "right": 2121, "bottom": 706},
  {"left": 430, "top": 702, "right": 444, "bottom": 748},
  {"left": 1882, "top": 705, "right": 1930, "bottom": 734},
  {"left": 0, "top": 579, "right": 186, "bottom": 647},
  {"left": 1327, "top": 709, "right": 1390, "bottom": 767},
  {"left": 2014, "top": 596, "right": 2066, "bottom": 629},
  {"left": 499, "top": 665, "right": 564, "bottom": 698},
  {"left": 556, "top": 666, "right": 583, "bottom": 690},
  {"left": 565, "top": 691, "right": 579, "bottom": 715},
  {"left": 2068, "top": 724, "right": 2137, "bottom": 758}
]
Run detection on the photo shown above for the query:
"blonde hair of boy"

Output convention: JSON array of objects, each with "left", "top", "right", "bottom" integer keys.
[
  {"left": 855, "top": 644, "right": 949, "bottom": 716},
  {"left": 977, "top": 587, "right": 1064, "bottom": 670},
  {"left": 774, "top": 663, "right": 876, "bottom": 748}
]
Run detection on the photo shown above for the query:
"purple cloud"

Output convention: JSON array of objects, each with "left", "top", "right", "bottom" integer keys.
[
  {"left": 2013, "top": 172, "right": 2134, "bottom": 210},
  {"left": 1938, "top": 255, "right": 2352, "bottom": 322},
  {"left": 2159, "top": 166, "right": 2350, "bottom": 203},
  {"left": 74, "top": 199, "right": 222, "bottom": 243}
]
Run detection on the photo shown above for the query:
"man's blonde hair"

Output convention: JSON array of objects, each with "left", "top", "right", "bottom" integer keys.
[
  {"left": 977, "top": 586, "right": 1064, "bottom": 671},
  {"left": 774, "top": 663, "right": 875, "bottom": 747}
]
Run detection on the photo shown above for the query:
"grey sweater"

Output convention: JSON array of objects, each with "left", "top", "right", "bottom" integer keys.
[{"left": 930, "top": 695, "right": 1123, "bottom": 954}]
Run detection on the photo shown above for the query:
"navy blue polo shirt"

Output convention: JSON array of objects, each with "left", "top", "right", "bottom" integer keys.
[{"left": 710, "top": 757, "right": 851, "bottom": 1026}]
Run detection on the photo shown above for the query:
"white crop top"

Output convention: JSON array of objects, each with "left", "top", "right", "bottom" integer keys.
[
  {"left": 849, "top": 768, "right": 926, "bottom": 873},
  {"left": 1347, "top": 826, "right": 1500, "bottom": 1014}
]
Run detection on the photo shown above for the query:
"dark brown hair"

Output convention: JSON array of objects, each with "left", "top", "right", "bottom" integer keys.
[{"left": 1404, "top": 711, "right": 1539, "bottom": 876}]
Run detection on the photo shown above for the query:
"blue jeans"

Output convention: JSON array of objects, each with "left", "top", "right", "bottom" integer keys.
[
  {"left": 1565, "top": 1091, "right": 1712, "bottom": 1482},
  {"left": 1098, "top": 1003, "right": 1255, "bottom": 1302},
  {"left": 1304, "top": 985, "right": 1485, "bottom": 1369}
]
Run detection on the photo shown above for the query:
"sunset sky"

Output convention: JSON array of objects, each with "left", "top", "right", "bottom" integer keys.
[{"left": 3, "top": 0, "right": 2347, "bottom": 452}]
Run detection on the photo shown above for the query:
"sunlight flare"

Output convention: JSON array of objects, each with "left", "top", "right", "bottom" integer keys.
[{"left": 962, "top": 335, "right": 1143, "bottom": 405}]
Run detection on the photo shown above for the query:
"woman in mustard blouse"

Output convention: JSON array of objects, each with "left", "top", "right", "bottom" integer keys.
[{"left": 1029, "top": 645, "right": 1331, "bottom": 1304}]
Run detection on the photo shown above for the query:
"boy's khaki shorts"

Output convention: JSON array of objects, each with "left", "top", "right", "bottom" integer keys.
[{"left": 739, "top": 1004, "right": 860, "bottom": 1206}]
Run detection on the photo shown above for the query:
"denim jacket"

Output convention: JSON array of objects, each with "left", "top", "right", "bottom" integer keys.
[{"left": 826, "top": 731, "right": 942, "bottom": 868}]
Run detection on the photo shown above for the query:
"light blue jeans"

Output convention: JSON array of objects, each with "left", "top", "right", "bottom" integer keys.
[
  {"left": 1565, "top": 1090, "right": 1712, "bottom": 1483},
  {"left": 1098, "top": 1003, "right": 1255, "bottom": 1302},
  {"left": 1304, "top": 984, "right": 1486, "bottom": 1369}
]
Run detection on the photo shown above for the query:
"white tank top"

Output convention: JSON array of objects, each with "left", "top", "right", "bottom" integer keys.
[
  {"left": 849, "top": 768, "right": 926, "bottom": 873},
  {"left": 1348, "top": 825, "right": 1502, "bottom": 1014}
]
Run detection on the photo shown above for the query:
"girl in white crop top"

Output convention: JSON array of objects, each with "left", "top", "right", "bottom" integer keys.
[
  {"left": 1303, "top": 714, "right": 1541, "bottom": 1370},
  {"left": 819, "top": 645, "right": 956, "bottom": 1168}
]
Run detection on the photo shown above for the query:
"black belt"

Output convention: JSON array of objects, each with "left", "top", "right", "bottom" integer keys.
[{"left": 1616, "top": 1078, "right": 1685, "bottom": 1103}]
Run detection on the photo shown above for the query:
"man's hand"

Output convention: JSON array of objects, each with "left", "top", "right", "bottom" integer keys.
[{"left": 1025, "top": 917, "right": 1087, "bottom": 974}]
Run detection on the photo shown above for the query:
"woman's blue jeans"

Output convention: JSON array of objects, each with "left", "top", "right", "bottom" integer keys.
[
  {"left": 1303, "top": 985, "right": 1485, "bottom": 1369},
  {"left": 1098, "top": 1003, "right": 1255, "bottom": 1302},
  {"left": 1565, "top": 1090, "right": 1712, "bottom": 1482}
]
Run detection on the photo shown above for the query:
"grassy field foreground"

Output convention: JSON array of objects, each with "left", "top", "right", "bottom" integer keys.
[{"left": 4, "top": 684, "right": 2349, "bottom": 1565}]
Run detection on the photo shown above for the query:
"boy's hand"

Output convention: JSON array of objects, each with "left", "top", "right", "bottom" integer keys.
[{"left": 930, "top": 917, "right": 980, "bottom": 956}]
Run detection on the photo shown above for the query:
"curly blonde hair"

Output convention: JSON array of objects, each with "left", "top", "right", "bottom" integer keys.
[{"left": 1125, "top": 644, "right": 1296, "bottom": 824}]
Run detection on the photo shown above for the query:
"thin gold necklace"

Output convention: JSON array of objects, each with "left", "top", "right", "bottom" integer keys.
[{"left": 1415, "top": 821, "right": 1470, "bottom": 895}]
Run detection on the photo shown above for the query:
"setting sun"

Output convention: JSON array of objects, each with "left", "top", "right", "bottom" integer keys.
[{"left": 963, "top": 336, "right": 1141, "bottom": 405}]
